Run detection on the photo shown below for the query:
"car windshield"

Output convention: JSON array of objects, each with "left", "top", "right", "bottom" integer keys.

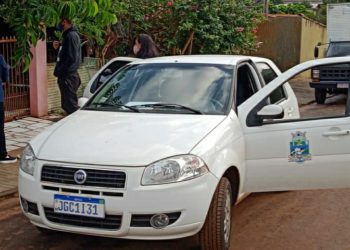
[
  {"left": 327, "top": 42, "right": 350, "bottom": 57},
  {"left": 84, "top": 63, "right": 233, "bottom": 114}
]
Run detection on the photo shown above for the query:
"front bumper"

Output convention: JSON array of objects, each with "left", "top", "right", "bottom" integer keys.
[
  {"left": 309, "top": 81, "right": 350, "bottom": 89},
  {"left": 18, "top": 160, "right": 218, "bottom": 240}
]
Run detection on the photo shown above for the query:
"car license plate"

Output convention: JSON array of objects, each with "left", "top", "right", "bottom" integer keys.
[
  {"left": 337, "top": 83, "right": 348, "bottom": 88},
  {"left": 54, "top": 194, "right": 105, "bottom": 218}
]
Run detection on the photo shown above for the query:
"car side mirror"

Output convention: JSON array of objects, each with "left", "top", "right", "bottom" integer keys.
[
  {"left": 314, "top": 46, "right": 319, "bottom": 58},
  {"left": 257, "top": 104, "right": 284, "bottom": 120},
  {"left": 78, "top": 97, "right": 89, "bottom": 108}
]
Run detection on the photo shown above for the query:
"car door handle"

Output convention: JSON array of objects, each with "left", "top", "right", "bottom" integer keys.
[{"left": 323, "top": 130, "right": 350, "bottom": 136}]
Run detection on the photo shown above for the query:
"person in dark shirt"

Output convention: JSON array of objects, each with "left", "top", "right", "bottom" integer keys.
[
  {"left": 53, "top": 18, "right": 81, "bottom": 115},
  {"left": 0, "top": 54, "right": 17, "bottom": 163},
  {"left": 133, "top": 34, "right": 159, "bottom": 59}
]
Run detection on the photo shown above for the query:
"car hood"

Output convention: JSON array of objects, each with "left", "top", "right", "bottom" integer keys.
[{"left": 34, "top": 110, "right": 225, "bottom": 166}]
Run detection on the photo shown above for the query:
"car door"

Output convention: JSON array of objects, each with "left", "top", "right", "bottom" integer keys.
[
  {"left": 255, "top": 60, "right": 300, "bottom": 119},
  {"left": 238, "top": 56, "right": 350, "bottom": 193},
  {"left": 83, "top": 57, "right": 140, "bottom": 99}
]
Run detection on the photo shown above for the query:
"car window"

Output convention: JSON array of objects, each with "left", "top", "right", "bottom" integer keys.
[
  {"left": 256, "top": 62, "right": 286, "bottom": 104},
  {"left": 257, "top": 63, "right": 347, "bottom": 125},
  {"left": 90, "top": 60, "right": 132, "bottom": 93},
  {"left": 85, "top": 63, "right": 234, "bottom": 115},
  {"left": 326, "top": 42, "right": 350, "bottom": 57},
  {"left": 236, "top": 64, "right": 259, "bottom": 106}
]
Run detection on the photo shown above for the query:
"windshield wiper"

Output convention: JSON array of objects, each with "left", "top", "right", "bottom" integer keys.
[
  {"left": 137, "top": 103, "right": 203, "bottom": 114},
  {"left": 88, "top": 102, "right": 141, "bottom": 113}
]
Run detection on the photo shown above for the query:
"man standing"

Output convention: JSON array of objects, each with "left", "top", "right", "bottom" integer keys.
[
  {"left": 0, "top": 54, "right": 17, "bottom": 163},
  {"left": 53, "top": 18, "right": 81, "bottom": 114}
]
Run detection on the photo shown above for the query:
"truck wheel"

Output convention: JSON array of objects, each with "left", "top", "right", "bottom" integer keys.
[
  {"left": 315, "top": 89, "right": 326, "bottom": 104},
  {"left": 199, "top": 177, "right": 232, "bottom": 250}
]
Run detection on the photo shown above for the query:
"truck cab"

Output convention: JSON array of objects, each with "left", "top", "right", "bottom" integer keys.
[{"left": 311, "top": 41, "right": 350, "bottom": 104}]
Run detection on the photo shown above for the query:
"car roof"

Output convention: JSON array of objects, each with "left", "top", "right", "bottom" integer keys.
[
  {"left": 128, "top": 55, "right": 273, "bottom": 66},
  {"left": 108, "top": 57, "right": 140, "bottom": 63}
]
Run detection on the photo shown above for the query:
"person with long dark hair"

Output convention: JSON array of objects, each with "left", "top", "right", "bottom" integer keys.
[{"left": 133, "top": 34, "right": 159, "bottom": 59}]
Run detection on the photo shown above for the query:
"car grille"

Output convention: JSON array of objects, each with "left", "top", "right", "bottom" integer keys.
[
  {"left": 41, "top": 165, "right": 126, "bottom": 188},
  {"left": 320, "top": 67, "right": 350, "bottom": 81},
  {"left": 44, "top": 207, "right": 122, "bottom": 230}
]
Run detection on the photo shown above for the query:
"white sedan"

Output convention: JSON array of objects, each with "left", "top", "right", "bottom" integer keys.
[{"left": 19, "top": 55, "right": 350, "bottom": 250}]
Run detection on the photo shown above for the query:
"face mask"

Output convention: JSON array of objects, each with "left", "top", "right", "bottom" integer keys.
[
  {"left": 57, "top": 23, "right": 64, "bottom": 31},
  {"left": 133, "top": 45, "right": 140, "bottom": 55}
]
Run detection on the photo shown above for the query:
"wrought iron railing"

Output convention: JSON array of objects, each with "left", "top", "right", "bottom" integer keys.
[{"left": 0, "top": 36, "right": 30, "bottom": 121}]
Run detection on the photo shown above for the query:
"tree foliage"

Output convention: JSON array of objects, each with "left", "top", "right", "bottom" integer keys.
[
  {"left": 0, "top": 0, "right": 264, "bottom": 69},
  {"left": 109, "top": 0, "right": 264, "bottom": 57},
  {"left": 50, "top": 0, "right": 265, "bottom": 61},
  {"left": 0, "top": 0, "right": 118, "bottom": 71},
  {"left": 269, "top": 3, "right": 314, "bottom": 15}
]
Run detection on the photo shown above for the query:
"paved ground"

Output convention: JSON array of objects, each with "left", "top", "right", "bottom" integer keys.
[
  {"left": 289, "top": 77, "right": 315, "bottom": 106},
  {"left": 1, "top": 189, "right": 350, "bottom": 250},
  {"left": 0, "top": 148, "right": 21, "bottom": 196},
  {"left": 4, "top": 116, "right": 54, "bottom": 152},
  {"left": 0, "top": 117, "right": 57, "bottom": 197},
  {"left": 290, "top": 77, "right": 347, "bottom": 118}
]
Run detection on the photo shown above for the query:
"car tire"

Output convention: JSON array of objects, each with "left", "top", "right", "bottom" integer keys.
[
  {"left": 199, "top": 177, "right": 232, "bottom": 250},
  {"left": 315, "top": 89, "right": 326, "bottom": 104}
]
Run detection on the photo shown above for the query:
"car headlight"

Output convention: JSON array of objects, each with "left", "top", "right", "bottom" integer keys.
[
  {"left": 20, "top": 145, "right": 36, "bottom": 176},
  {"left": 141, "top": 155, "right": 209, "bottom": 185},
  {"left": 311, "top": 69, "right": 320, "bottom": 81}
]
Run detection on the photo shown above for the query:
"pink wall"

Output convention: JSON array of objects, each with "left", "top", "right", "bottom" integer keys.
[{"left": 29, "top": 40, "right": 48, "bottom": 117}]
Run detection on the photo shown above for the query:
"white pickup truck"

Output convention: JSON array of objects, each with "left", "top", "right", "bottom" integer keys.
[{"left": 19, "top": 55, "right": 350, "bottom": 250}]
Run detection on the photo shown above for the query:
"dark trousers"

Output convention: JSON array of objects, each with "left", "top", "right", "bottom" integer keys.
[
  {"left": 58, "top": 72, "right": 81, "bottom": 115},
  {"left": 0, "top": 102, "right": 7, "bottom": 157}
]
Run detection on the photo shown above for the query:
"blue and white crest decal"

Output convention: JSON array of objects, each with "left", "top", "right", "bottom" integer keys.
[{"left": 288, "top": 131, "right": 311, "bottom": 163}]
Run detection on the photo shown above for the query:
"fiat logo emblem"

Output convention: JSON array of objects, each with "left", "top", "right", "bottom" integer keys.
[{"left": 74, "top": 170, "right": 87, "bottom": 184}]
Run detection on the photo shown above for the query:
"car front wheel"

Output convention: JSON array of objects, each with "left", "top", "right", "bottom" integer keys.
[{"left": 199, "top": 177, "right": 232, "bottom": 250}]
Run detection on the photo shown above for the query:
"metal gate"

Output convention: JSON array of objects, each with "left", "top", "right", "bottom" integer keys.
[{"left": 0, "top": 36, "right": 30, "bottom": 121}]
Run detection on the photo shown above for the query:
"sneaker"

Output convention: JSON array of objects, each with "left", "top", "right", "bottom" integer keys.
[{"left": 0, "top": 155, "right": 17, "bottom": 164}]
